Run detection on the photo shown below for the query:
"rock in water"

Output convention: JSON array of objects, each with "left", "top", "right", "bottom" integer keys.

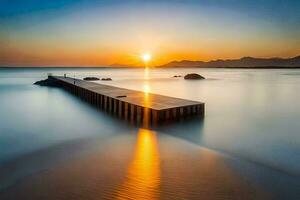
[
  {"left": 184, "top": 73, "right": 205, "bottom": 80},
  {"left": 101, "top": 78, "right": 112, "bottom": 81},
  {"left": 83, "top": 77, "right": 100, "bottom": 81},
  {"left": 34, "top": 78, "right": 60, "bottom": 86}
]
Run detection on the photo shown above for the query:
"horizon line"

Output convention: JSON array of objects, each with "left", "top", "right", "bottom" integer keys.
[{"left": 1, "top": 54, "right": 299, "bottom": 68}]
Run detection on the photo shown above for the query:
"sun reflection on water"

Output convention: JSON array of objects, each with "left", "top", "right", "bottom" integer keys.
[
  {"left": 142, "top": 67, "right": 153, "bottom": 127},
  {"left": 144, "top": 67, "right": 150, "bottom": 80},
  {"left": 143, "top": 67, "right": 151, "bottom": 95},
  {"left": 116, "top": 128, "right": 160, "bottom": 200},
  {"left": 143, "top": 84, "right": 151, "bottom": 95}
]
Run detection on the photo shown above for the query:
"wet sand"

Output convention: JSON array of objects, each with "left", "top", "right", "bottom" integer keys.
[{"left": 1, "top": 128, "right": 299, "bottom": 200}]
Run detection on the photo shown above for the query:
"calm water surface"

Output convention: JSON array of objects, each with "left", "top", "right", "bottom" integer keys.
[{"left": 0, "top": 67, "right": 299, "bottom": 199}]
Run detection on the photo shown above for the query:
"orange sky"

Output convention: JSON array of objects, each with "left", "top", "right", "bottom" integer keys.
[{"left": 1, "top": 1, "right": 299, "bottom": 67}]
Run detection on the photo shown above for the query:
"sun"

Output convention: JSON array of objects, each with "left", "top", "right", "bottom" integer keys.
[{"left": 141, "top": 53, "right": 151, "bottom": 62}]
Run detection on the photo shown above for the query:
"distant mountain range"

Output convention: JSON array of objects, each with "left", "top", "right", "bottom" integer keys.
[{"left": 158, "top": 55, "right": 300, "bottom": 68}]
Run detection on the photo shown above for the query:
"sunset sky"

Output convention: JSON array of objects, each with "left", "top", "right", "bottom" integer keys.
[{"left": 1, "top": 0, "right": 299, "bottom": 67}]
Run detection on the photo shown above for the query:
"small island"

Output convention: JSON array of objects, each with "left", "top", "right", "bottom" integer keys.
[
  {"left": 101, "top": 78, "right": 112, "bottom": 81},
  {"left": 184, "top": 73, "right": 205, "bottom": 80},
  {"left": 173, "top": 75, "right": 182, "bottom": 78},
  {"left": 83, "top": 77, "right": 100, "bottom": 81}
]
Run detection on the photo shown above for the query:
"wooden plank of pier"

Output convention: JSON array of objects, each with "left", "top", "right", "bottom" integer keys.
[{"left": 50, "top": 76, "right": 205, "bottom": 125}]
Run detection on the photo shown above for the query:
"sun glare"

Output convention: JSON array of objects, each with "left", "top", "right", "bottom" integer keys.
[{"left": 142, "top": 53, "right": 151, "bottom": 62}]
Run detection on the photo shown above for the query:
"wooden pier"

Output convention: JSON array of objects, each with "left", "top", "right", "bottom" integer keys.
[{"left": 49, "top": 76, "right": 204, "bottom": 125}]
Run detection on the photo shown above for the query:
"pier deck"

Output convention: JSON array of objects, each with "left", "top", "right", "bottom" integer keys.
[{"left": 50, "top": 76, "right": 204, "bottom": 125}]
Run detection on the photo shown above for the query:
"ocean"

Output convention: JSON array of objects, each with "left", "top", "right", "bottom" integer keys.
[{"left": 0, "top": 67, "right": 299, "bottom": 199}]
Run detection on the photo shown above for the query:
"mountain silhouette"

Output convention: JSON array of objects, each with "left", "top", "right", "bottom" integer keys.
[{"left": 159, "top": 55, "right": 300, "bottom": 68}]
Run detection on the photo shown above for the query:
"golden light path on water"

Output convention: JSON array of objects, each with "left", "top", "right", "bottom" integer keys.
[
  {"left": 143, "top": 67, "right": 150, "bottom": 94},
  {"left": 142, "top": 67, "right": 152, "bottom": 127},
  {"left": 115, "top": 129, "right": 160, "bottom": 200},
  {"left": 115, "top": 66, "right": 160, "bottom": 199}
]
